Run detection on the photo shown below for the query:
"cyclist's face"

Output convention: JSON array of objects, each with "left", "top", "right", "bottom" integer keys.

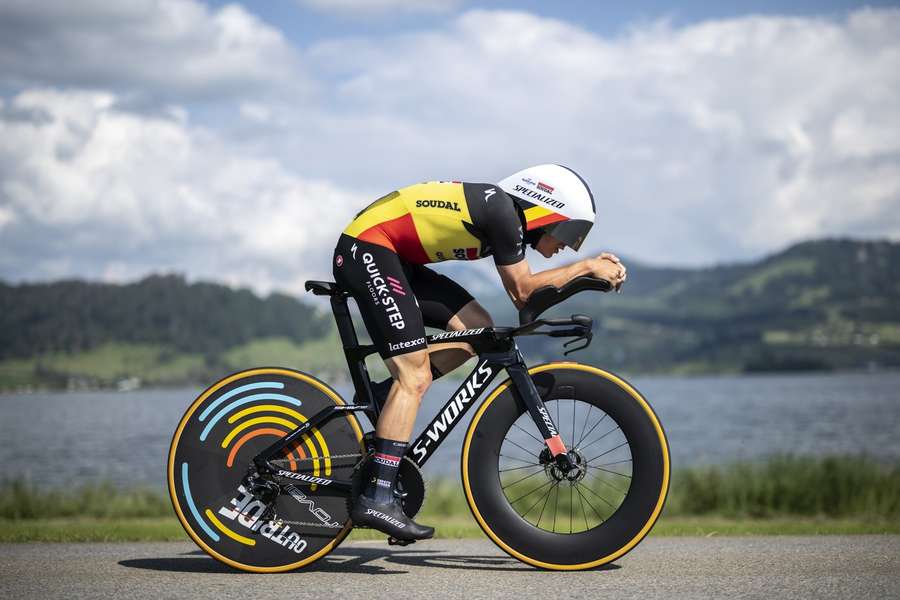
[{"left": 536, "top": 232, "right": 565, "bottom": 258}]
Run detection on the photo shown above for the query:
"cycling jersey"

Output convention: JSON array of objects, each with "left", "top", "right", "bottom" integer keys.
[{"left": 342, "top": 182, "right": 526, "bottom": 266}]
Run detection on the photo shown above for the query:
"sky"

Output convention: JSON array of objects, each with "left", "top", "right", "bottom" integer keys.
[{"left": 1, "top": 0, "right": 899, "bottom": 296}]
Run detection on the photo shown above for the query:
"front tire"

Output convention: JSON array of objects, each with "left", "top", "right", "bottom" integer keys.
[{"left": 461, "top": 363, "right": 669, "bottom": 570}]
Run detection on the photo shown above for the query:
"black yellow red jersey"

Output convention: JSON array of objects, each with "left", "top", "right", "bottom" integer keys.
[{"left": 342, "top": 182, "right": 529, "bottom": 266}]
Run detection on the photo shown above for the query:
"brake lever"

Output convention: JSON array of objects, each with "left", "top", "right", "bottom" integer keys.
[{"left": 563, "top": 331, "right": 593, "bottom": 355}]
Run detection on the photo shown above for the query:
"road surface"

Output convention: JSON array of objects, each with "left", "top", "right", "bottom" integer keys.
[{"left": 2, "top": 537, "right": 899, "bottom": 599}]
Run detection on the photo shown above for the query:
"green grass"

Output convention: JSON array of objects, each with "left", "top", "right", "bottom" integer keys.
[
  {"left": 666, "top": 455, "right": 900, "bottom": 518},
  {"left": 2, "top": 455, "right": 898, "bottom": 542},
  {"left": 0, "top": 343, "right": 207, "bottom": 389}
]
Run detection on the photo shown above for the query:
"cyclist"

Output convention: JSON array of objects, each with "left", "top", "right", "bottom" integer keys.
[{"left": 334, "top": 164, "right": 627, "bottom": 540}]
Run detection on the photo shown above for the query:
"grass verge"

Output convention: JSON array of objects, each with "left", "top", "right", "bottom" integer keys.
[{"left": 2, "top": 515, "right": 898, "bottom": 543}]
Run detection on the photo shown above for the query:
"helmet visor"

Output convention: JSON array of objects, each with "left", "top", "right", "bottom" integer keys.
[{"left": 543, "top": 219, "right": 592, "bottom": 251}]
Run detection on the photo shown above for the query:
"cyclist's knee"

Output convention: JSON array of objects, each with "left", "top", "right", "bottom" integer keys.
[{"left": 392, "top": 351, "right": 432, "bottom": 399}]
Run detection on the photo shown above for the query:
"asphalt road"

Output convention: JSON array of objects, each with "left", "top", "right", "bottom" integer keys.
[{"left": 2, "top": 537, "right": 899, "bottom": 599}]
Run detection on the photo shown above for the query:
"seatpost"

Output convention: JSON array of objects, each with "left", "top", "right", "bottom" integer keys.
[{"left": 330, "top": 294, "right": 376, "bottom": 410}]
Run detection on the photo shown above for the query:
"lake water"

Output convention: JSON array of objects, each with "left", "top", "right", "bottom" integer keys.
[{"left": 1, "top": 372, "right": 898, "bottom": 491}]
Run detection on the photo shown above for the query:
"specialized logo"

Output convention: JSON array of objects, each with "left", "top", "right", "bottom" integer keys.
[
  {"left": 513, "top": 184, "right": 565, "bottom": 209},
  {"left": 276, "top": 469, "right": 333, "bottom": 486},
  {"left": 283, "top": 484, "right": 340, "bottom": 528},
  {"left": 412, "top": 362, "right": 493, "bottom": 462},
  {"left": 218, "top": 485, "right": 308, "bottom": 554},
  {"left": 335, "top": 254, "right": 343, "bottom": 267},
  {"left": 362, "top": 252, "right": 405, "bottom": 330},
  {"left": 365, "top": 508, "right": 406, "bottom": 529},
  {"left": 350, "top": 243, "right": 358, "bottom": 260},
  {"left": 388, "top": 337, "right": 426, "bottom": 352},
  {"left": 536, "top": 406, "right": 559, "bottom": 437},
  {"left": 430, "top": 328, "right": 485, "bottom": 341},
  {"left": 484, "top": 187, "right": 496, "bottom": 201},
  {"left": 415, "top": 199, "right": 461, "bottom": 211}
]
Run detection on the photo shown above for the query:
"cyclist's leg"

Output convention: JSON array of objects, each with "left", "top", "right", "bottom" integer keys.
[
  {"left": 430, "top": 299, "right": 494, "bottom": 375},
  {"left": 378, "top": 349, "right": 431, "bottom": 442},
  {"left": 333, "top": 235, "right": 434, "bottom": 539},
  {"left": 406, "top": 264, "right": 492, "bottom": 376}
]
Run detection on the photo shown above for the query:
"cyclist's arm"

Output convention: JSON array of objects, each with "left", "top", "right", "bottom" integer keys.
[{"left": 496, "top": 257, "right": 622, "bottom": 309}]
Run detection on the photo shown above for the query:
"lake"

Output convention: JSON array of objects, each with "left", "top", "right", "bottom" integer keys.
[{"left": 1, "top": 371, "right": 898, "bottom": 491}]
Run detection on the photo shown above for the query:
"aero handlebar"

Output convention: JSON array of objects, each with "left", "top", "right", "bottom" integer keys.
[{"left": 517, "top": 276, "right": 613, "bottom": 325}]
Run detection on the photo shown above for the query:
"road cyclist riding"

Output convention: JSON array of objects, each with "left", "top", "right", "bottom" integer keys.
[{"left": 168, "top": 164, "right": 670, "bottom": 571}]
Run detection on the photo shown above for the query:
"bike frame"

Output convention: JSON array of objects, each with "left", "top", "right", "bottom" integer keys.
[{"left": 252, "top": 285, "right": 584, "bottom": 492}]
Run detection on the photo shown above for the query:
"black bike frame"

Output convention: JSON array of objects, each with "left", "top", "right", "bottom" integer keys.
[{"left": 252, "top": 287, "right": 579, "bottom": 491}]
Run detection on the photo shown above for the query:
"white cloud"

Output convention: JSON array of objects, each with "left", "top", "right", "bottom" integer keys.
[
  {"left": 0, "top": 89, "right": 361, "bottom": 294},
  {"left": 297, "top": 0, "right": 462, "bottom": 16},
  {"left": 280, "top": 8, "right": 900, "bottom": 264},
  {"left": 0, "top": 0, "right": 306, "bottom": 101},
  {"left": 2, "top": 4, "right": 899, "bottom": 296}
]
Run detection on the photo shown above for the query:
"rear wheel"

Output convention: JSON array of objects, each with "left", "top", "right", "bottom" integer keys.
[
  {"left": 168, "top": 367, "right": 364, "bottom": 572},
  {"left": 462, "top": 363, "right": 669, "bottom": 570}
]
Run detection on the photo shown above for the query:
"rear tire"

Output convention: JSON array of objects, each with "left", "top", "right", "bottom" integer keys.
[
  {"left": 461, "top": 363, "right": 669, "bottom": 570},
  {"left": 168, "top": 367, "right": 364, "bottom": 572}
]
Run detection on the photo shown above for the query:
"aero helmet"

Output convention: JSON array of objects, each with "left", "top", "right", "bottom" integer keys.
[{"left": 498, "top": 164, "right": 595, "bottom": 251}]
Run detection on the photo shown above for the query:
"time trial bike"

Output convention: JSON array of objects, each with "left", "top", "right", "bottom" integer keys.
[{"left": 168, "top": 276, "right": 669, "bottom": 571}]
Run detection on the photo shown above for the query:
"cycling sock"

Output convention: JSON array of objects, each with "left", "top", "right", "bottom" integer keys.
[{"left": 366, "top": 437, "right": 408, "bottom": 504}]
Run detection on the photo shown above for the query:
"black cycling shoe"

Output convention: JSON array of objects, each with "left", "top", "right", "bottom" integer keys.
[{"left": 351, "top": 495, "right": 434, "bottom": 541}]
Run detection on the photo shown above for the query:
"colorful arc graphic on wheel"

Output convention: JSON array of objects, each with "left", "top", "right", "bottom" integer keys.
[
  {"left": 183, "top": 379, "right": 335, "bottom": 542},
  {"left": 169, "top": 368, "right": 365, "bottom": 573}
]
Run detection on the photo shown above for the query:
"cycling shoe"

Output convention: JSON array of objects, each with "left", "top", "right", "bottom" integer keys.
[{"left": 351, "top": 495, "right": 434, "bottom": 541}]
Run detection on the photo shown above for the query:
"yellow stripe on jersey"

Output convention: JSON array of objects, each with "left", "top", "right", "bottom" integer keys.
[
  {"left": 343, "top": 192, "right": 409, "bottom": 238},
  {"left": 399, "top": 183, "right": 481, "bottom": 262}
]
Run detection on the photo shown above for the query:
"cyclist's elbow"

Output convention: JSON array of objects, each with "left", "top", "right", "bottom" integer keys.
[{"left": 506, "top": 278, "right": 535, "bottom": 309}]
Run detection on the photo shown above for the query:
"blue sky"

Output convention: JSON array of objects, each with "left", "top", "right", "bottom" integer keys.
[
  {"left": 1, "top": 1, "right": 898, "bottom": 295},
  {"left": 210, "top": 1, "right": 900, "bottom": 43}
]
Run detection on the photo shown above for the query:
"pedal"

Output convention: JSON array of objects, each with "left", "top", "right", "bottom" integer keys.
[{"left": 387, "top": 537, "right": 415, "bottom": 547}]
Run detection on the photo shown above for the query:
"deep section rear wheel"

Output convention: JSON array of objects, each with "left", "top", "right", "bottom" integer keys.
[
  {"left": 462, "top": 363, "right": 669, "bottom": 570},
  {"left": 168, "top": 367, "right": 364, "bottom": 572}
]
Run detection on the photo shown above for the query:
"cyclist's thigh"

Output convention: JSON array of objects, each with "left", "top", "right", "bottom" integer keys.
[
  {"left": 403, "top": 264, "right": 476, "bottom": 330},
  {"left": 447, "top": 299, "right": 493, "bottom": 330},
  {"left": 333, "top": 235, "right": 427, "bottom": 358}
]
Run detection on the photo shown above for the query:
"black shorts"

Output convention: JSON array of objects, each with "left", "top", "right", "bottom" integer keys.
[{"left": 332, "top": 234, "right": 475, "bottom": 358}]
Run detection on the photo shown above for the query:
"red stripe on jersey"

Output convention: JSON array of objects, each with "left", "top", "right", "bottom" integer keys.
[
  {"left": 528, "top": 212, "right": 568, "bottom": 230},
  {"left": 356, "top": 213, "right": 430, "bottom": 263},
  {"left": 378, "top": 213, "right": 430, "bottom": 264},
  {"left": 465, "top": 247, "right": 479, "bottom": 260}
]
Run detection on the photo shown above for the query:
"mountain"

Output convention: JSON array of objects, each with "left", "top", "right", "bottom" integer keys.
[
  {"left": 503, "top": 238, "right": 900, "bottom": 373},
  {"left": 1, "top": 238, "right": 898, "bottom": 390},
  {"left": 0, "top": 274, "right": 331, "bottom": 389}
]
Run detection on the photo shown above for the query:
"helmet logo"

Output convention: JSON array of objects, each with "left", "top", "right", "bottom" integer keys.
[
  {"left": 512, "top": 184, "right": 565, "bottom": 209},
  {"left": 537, "top": 181, "right": 554, "bottom": 194}
]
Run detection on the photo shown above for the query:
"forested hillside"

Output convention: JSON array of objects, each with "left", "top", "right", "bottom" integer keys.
[
  {"left": 0, "top": 275, "right": 331, "bottom": 389},
  {"left": 510, "top": 239, "right": 900, "bottom": 373},
  {"left": 1, "top": 239, "right": 898, "bottom": 390}
]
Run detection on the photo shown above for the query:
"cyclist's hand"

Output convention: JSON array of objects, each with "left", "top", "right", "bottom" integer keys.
[{"left": 589, "top": 255, "right": 627, "bottom": 291}]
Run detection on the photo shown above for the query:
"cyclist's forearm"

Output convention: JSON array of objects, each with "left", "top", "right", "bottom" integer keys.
[
  {"left": 502, "top": 259, "right": 594, "bottom": 308},
  {"left": 524, "top": 259, "right": 594, "bottom": 297}
]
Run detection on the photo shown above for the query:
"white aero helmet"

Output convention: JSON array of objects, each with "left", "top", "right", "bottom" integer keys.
[{"left": 498, "top": 164, "right": 596, "bottom": 251}]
